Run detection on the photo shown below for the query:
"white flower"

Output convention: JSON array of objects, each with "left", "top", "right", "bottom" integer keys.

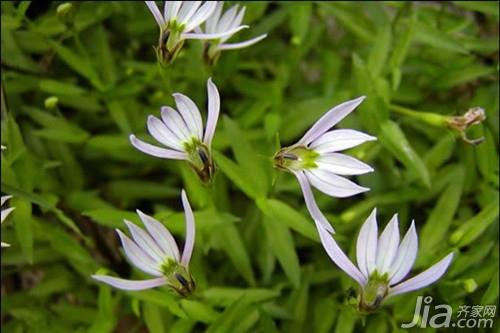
[
  {"left": 129, "top": 78, "right": 220, "bottom": 184},
  {"left": 273, "top": 96, "right": 376, "bottom": 233},
  {"left": 92, "top": 190, "right": 195, "bottom": 295},
  {"left": 197, "top": 2, "right": 267, "bottom": 64},
  {"left": 1, "top": 195, "right": 15, "bottom": 248},
  {"left": 145, "top": 1, "right": 247, "bottom": 63},
  {"left": 317, "top": 208, "right": 454, "bottom": 312}
]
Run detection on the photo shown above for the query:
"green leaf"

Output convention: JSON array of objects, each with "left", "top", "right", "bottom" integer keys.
[
  {"left": 106, "top": 100, "right": 132, "bottom": 133},
  {"left": 88, "top": 285, "right": 117, "bottom": 333},
  {"left": 215, "top": 222, "right": 256, "bottom": 286},
  {"left": 50, "top": 41, "right": 104, "bottom": 90},
  {"left": 83, "top": 209, "right": 138, "bottom": 228},
  {"left": 223, "top": 116, "right": 268, "bottom": 196},
  {"left": 202, "top": 287, "right": 280, "bottom": 307},
  {"left": 481, "top": 268, "right": 499, "bottom": 304},
  {"left": 128, "top": 289, "right": 186, "bottom": 318},
  {"left": 368, "top": 23, "right": 392, "bottom": 77},
  {"left": 288, "top": 2, "right": 312, "bottom": 45},
  {"left": 143, "top": 302, "right": 164, "bottom": 333},
  {"left": 419, "top": 165, "right": 464, "bottom": 263},
  {"left": 213, "top": 150, "right": 261, "bottom": 200},
  {"left": 206, "top": 298, "right": 258, "bottom": 333},
  {"left": 414, "top": 21, "right": 469, "bottom": 54},
  {"left": 262, "top": 215, "right": 301, "bottom": 288},
  {"left": 257, "top": 198, "right": 318, "bottom": 241},
  {"left": 39, "top": 79, "right": 88, "bottom": 96},
  {"left": 379, "top": 120, "right": 431, "bottom": 187},
  {"left": 389, "top": 10, "right": 416, "bottom": 89},
  {"left": 180, "top": 299, "right": 219, "bottom": 324},
  {"left": 11, "top": 197, "right": 33, "bottom": 263},
  {"left": 434, "top": 64, "right": 495, "bottom": 89},
  {"left": 23, "top": 107, "right": 90, "bottom": 144},
  {"left": 452, "top": 195, "right": 499, "bottom": 247}
]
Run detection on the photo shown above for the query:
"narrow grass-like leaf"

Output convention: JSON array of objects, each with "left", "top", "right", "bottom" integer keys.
[
  {"left": 379, "top": 120, "right": 431, "bottom": 187},
  {"left": 262, "top": 215, "right": 301, "bottom": 288}
]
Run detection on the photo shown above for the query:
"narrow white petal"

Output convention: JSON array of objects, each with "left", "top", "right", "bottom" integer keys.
[
  {"left": 145, "top": 1, "right": 165, "bottom": 27},
  {"left": 166, "top": 1, "right": 182, "bottom": 21},
  {"left": 1, "top": 207, "right": 15, "bottom": 223},
  {"left": 293, "top": 170, "right": 335, "bottom": 234},
  {"left": 129, "top": 135, "right": 187, "bottom": 160},
  {"left": 375, "top": 214, "right": 400, "bottom": 274},
  {"left": 310, "top": 129, "right": 377, "bottom": 153},
  {"left": 389, "top": 221, "right": 419, "bottom": 284},
  {"left": 389, "top": 253, "right": 454, "bottom": 297},
  {"left": 183, "top": 1, "right": 216, "bottom": 32},
  {"left": 124, "top": 220, "right": 165, "bottom": 263},
  {"left": 147, "top": 116, "right": 185, "bottom": 151},
  {"left": 317, "top": 223, "right": 366, "bottom": 286},
  {"left": 206, "top": 1, "right": 224, "bottom": 33},
  {"left": 306, "top": 169, "right": 369, "bottom": 198},
  {"left": 177, "top": 1, "right": 201, "bottom": 24},
  {"left": 203, "top": 78, "right": 220, "bottom": 147},
  {"left": 356, "top": 208, "right": 377, "bottom": 279},
  {"left": 230, "top": 6, "right": 246, "bottom": 30},
  {"left": 116, "top": 229, "right": 162, "bottom": 276},
  {"left": 180, "top": 190, "right": 195, "bottom": 266},
  {"left": 137, "top": 210, "right": 180, "bottom": 262},
  {"left": 173, "top": 93, "right": 204, "bottom": 139},
  {"left": 160, "top": 107, "right": 191, "bottom": 142},
  {"left": 92, "top": 275, "right": 167, "bottom": 291},
  {"left": 315, "top": 153, "right": 374, "bottom": 176},
  {"left": 218, "top": 34, "right": 267, "bottom": 51},
  {"left": 1, "top": 195, "right": 13, "bottom": 206},
  {"left": 1, "top": 242, "right": 10, "bottom": 247},
  {"left": 297, "top": 96, "right": 366, "bottom": 146},
  {"left": 216, "top": 4, "right": 239, "bottom": 34},
  {"left": 182, "top": 25, "right": 248, "bottom": 40}
]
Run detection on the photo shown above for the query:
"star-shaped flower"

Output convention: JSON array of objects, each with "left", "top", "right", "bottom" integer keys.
[
  {"left": 92, "top": 190, "right": 196, "bottom": 296},
  {"left": 145, "top": 1, "right": 247, "bottom": 64},
  {"left": 130, "top": 78, "right": 220, "bottom": 184},
  {"left": 317, "top": 208, "right": 454, "bottom": 312},
  {"left": 273, "top": 96, "right": 376, "bottom": 233}
]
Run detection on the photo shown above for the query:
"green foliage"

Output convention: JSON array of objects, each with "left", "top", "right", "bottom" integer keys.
[{"left": 1, "top": 2, "right": 498, "bottom": 332}]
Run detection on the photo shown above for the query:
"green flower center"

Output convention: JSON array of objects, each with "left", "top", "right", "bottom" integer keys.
[
  {"left": 161, "top": 259, "right": 195, "bottom": 297},
  {"left": 273, "top": 146, "right": 318, "bottom": 172},
  {"left": 359, "top": 271, "right": 389, "bottom": 312},
  {"left": 183, "top": 138, "right": 215, "bottom": 184}
]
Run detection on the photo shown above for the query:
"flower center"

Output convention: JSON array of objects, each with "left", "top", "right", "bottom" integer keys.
[
  {"left": 184, "top": 138, "right": 215, "bottom": 184},
  {"left": 161, "top": 259, "right": 195, "bottom": 297},
  {"left": 359, "top": 271, "right": 389, "bottom": 312},
  {"left": 273, "top": 146, "right": 318, "bottom": 172}
]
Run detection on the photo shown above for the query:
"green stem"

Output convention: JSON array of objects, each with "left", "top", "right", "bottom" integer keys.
[{"left": 389, "top": 104, "right": 449, "bottom": 127}]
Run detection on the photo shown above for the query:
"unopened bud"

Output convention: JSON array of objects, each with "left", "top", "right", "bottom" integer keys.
[
  {"left": 462, "top": 279, "right": 478, "bottom": 293},
  {"left": 44, "top": 96, "right": 59, "bottom": 110},
  {"left": 56, "top": 3, "right": 75, "bottom": 26},
  {"left": 449, "top": 230, "right": 463, "bottom": 245}
]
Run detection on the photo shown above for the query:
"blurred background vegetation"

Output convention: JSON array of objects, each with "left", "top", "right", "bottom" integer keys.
[{"left": 1, "top": 1, "right": 498, "bottom": 332}]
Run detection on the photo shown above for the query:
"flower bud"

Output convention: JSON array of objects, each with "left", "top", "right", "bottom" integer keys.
[
  {"left": 56, "top": 3, "right": 75, "bottom": 26},
  {"left": 44, "top": 96, "right": 59, "bottom": 110}
]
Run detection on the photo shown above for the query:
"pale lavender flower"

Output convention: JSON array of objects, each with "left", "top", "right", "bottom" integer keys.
[
  {"left": 129, "top": 78, "right": 219, "bottom": 184},
  {"left": 317, "top": 208, "right": 454, "bottom": 312},
  {"left": 1, "top": 195, "right": 15, "bottom": 248},
  {"left": 145, "top": 1, "right": 247, "bottom": 63},
  {"left": 92, "top": 190, "right": 196, "bottom": 296},
  {"left": 273, "top": 96, "right": 376, "bottom": 233},
  {"left": 196, "top": 2, "right": 267, "bottom": 64}
]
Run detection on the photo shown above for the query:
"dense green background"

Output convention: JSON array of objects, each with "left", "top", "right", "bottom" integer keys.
[{"left": 1, "top": 1, "right": 499, "bottom": 332}]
